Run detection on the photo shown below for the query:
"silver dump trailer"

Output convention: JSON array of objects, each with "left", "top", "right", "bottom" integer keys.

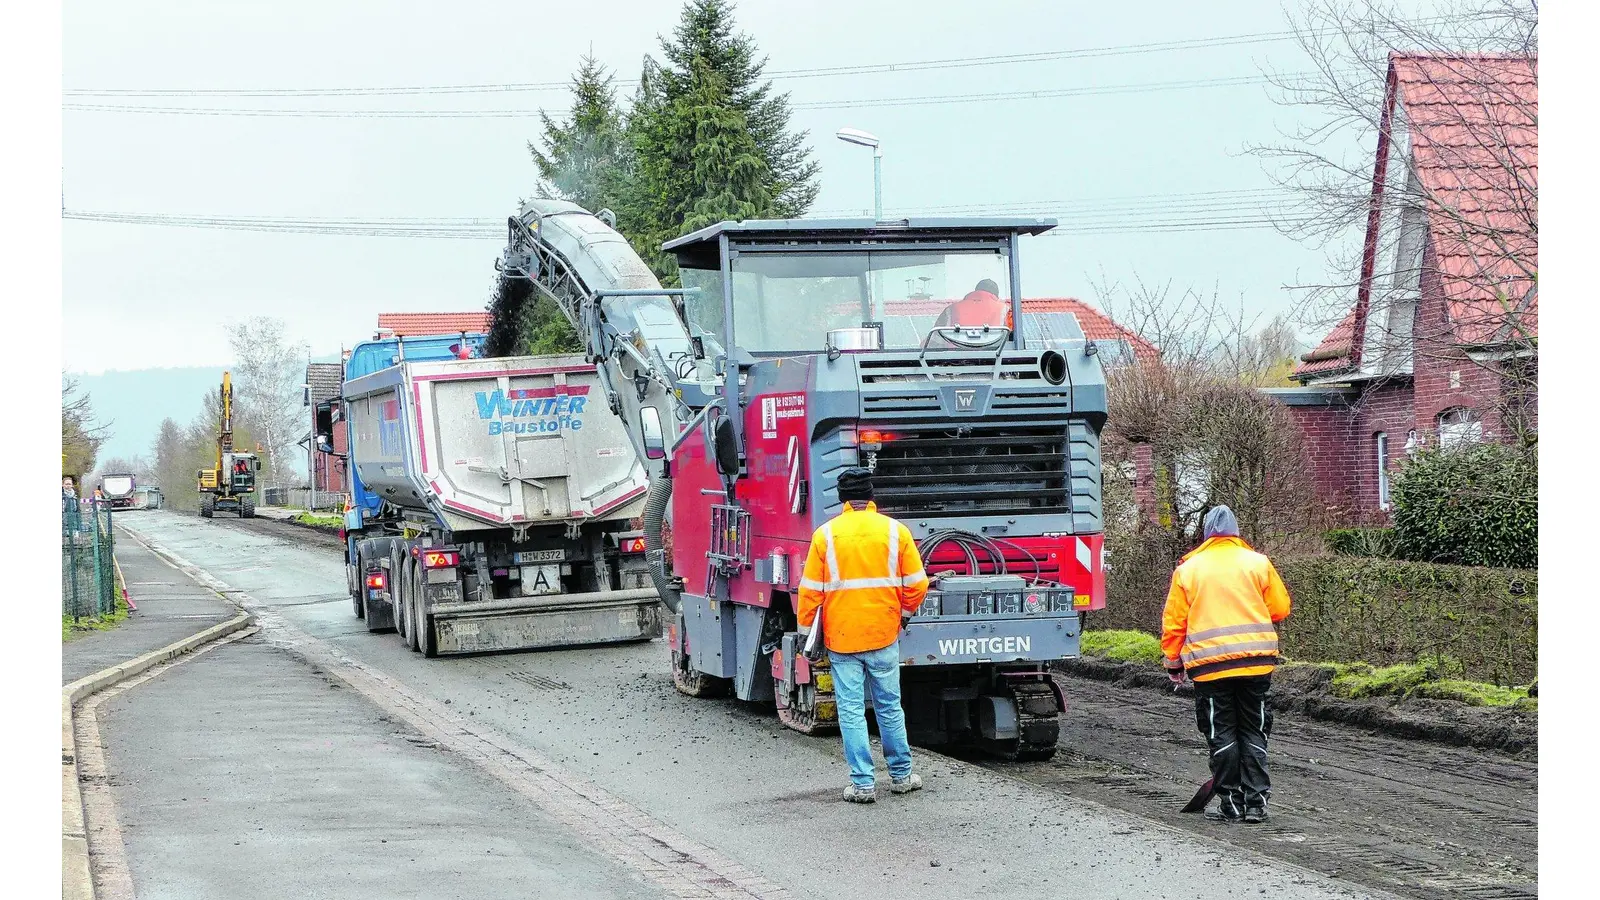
[{"left": 340, "top": 353, "right": 661, "bottom": 656}]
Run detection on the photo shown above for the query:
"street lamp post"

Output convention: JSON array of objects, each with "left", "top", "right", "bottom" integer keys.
[{"left": 835, "top": 127, "right": 882, "bottom": 219}]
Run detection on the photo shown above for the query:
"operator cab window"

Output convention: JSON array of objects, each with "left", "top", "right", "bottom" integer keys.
[{"left": 679, "top": 247, "right": 1012, "bottom": 356}]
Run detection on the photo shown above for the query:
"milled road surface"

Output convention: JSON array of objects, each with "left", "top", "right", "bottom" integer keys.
[{"left": 109, "top": 510, "right": 1393, "bottom": 900}]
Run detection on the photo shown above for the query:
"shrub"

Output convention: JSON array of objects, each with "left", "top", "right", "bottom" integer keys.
[
  {"left": 1324, "top": 527, "right": 1397, "bottom": 558},
  {"left": 1389, "top": 443, "right": 1537, "bottom": 568}
]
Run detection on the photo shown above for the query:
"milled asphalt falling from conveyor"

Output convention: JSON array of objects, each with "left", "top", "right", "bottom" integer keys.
[{"left": 114, "top": 510, "right": 1387, "bottom": 900}]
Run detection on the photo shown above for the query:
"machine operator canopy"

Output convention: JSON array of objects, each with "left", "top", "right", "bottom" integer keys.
[{"left": 664, "top": 218, "right": 1057, "bottom": 356}]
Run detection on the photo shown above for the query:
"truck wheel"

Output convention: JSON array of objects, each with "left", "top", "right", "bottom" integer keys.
[
  {"left": 350, "top": 560, "right": 365, "bottom": 619},
  {"left": 406, "top": 560, "right": 423, "bottom": 653},
  {"left": 199, "top": 494, "right": 215, "bottom": 518},
  {"left": 240, "top": 496, "right": 256, "bottom": 519}
]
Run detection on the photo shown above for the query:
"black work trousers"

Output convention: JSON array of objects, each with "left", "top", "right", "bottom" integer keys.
[{"left": 1192, "top": 673, "right": 1273, "bottom": 815}]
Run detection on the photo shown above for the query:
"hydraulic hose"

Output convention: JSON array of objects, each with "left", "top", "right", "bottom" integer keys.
[{"left": 642, "top": 476, "right": 681, "bottom": 612}]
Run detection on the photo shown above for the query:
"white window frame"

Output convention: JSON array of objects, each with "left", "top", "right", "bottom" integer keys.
[
  {"left": 1437, "top": 407, "right": 1484, "bottom": 449},
  {"left": 1376, "top": 432, "right": 1390, "bottom": 510}
]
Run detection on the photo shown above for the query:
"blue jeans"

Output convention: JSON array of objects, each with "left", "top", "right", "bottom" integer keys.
[{"left": 828, "top": 643, "right": 914, "bottom": 788}]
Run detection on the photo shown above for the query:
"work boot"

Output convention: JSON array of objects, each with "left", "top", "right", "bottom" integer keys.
[
  {"left": 889, "top": 773, "right": 923, "bottom": 795},
  {"left": 1205, "top": 796, "right": 1243, "bottom": 823},
  {"left": 842, "top": 784, "right": 877, "bottom": 804},
  {"left": 1244, "top": 804, "right": 1268, "bottom": 824}
]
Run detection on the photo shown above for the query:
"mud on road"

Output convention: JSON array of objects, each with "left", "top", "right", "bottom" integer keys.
[
  {"left": 973, "top": 680, "right": 1537, "bottom": 900},
  {"left": 201, "top": 510, "right": 1536, "bottom": 899}
]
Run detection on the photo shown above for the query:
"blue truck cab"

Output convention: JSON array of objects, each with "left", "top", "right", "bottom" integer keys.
[{"left": 317, "top": 332, "right": 486, "bottom": 539}]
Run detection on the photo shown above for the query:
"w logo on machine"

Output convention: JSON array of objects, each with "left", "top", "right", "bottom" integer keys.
[{"left": 954, "top": 389, "right": 976, "bottom": 411}]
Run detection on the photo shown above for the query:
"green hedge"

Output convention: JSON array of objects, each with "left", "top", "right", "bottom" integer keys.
[
  {"left": 1089, "top": 553, "right": 1537, "bottom": 685},
  {"left": 1275, "top": 556, "right": 1536, "bottom": 685}
]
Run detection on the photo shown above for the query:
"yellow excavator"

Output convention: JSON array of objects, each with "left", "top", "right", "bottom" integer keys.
[{"left": 197, "top": 372, "right": 260, "bottom": 518}]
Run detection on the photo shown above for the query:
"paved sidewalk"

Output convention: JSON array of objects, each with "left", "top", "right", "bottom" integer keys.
[
  {"left": 95, "top": 637, "right": 666, "bottom": 900},
  {"left": 62, "top": 531, "right": 238, "bottom": 685}
]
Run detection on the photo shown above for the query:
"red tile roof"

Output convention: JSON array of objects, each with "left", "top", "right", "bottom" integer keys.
[
  {"left": 1393, "top": 54, "right": 1538, "bottom": 347},
  {"left": 882, "top": 297, "right": 1159, "bottom": 362},
  {"left": 1295, "top": 53, "right": 1537, "bottom": 380},
  {"left": 1294, "top": 308, "right": 1359, "bottom": 378},
  {"left": 375, "top": 312, "right": 493, "bottom": 337}
]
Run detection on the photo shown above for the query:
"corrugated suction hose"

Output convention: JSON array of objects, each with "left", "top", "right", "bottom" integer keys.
[{"left": 642, "top": 476, "right": 680, "bottom": 612}]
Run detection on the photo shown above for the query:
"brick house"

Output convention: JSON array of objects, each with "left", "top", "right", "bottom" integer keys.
[
  {"left": 1270, "top": 53, "right": 1537, "bottom": 518},
  {"left": 304, "top": 361, "right": 346, "bottom": 495}
]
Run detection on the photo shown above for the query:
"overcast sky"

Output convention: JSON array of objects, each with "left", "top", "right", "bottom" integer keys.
[{"left": 62, "top": 0, "right": 1418, "bottom": 375}]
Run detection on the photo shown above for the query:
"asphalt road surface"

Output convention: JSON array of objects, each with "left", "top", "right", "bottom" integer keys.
[{"left": 102, "top": 509, "right": 1408, "bottom": 900}]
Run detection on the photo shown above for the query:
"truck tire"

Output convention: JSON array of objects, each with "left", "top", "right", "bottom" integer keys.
[
  {"left": 239, "top": 496, "right": 256, "bottom": 519},
  {"left": 405, "top": 559, "right": 423, "bottom": 653},
  {"left": 392, "top": 544, "right": 411, "bottom": 647},
  {"left": 199, "top": 493, "right": 215, "bottom": 518},
  {"left": 348, "top": 541, "right": 365, "bottom": 619}
]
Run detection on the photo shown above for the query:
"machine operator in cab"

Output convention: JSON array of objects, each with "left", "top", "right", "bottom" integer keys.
[
  {"left": 797, "top": 468, "right": 929, "bottom": 804},
  {"left": 1161, "top": 506, "right": 1293, "bottom": 824},
  {"left": 934, "top": 278, "right": 1008, "bottom": 329}
]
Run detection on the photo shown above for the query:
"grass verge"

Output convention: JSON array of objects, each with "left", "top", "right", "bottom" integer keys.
[
  {"left": 292, "top": 512, "right": 343, "bottom": 529},
  {"left": 62, "top": 596, "right": 130, "bottom": 641},
  {"left": 1080, "top": 631, "right": 1534, "bottom": 709}
]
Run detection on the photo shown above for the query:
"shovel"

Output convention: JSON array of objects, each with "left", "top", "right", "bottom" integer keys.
[{"left": 1180, "top": 777, "right": 1215, "bottom": 813}]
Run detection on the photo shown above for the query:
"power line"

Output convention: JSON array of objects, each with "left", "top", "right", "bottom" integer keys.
[
  {"left": 63, "top": 201, "right": 1308, "bottom": 239},
  {"left": 64, "top": 71, "right": 1300, "bottom": 119},
  {"left": 63, "top": 30, "right": 1300, "bottom": 99}
]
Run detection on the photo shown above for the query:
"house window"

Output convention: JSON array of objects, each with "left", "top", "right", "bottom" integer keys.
[
  {"left": 1376, "top": 432, "right": 1390, "bottom": 509},
  {"left": 1437, "top": 407, "right": 1483, "bottom": 449}
]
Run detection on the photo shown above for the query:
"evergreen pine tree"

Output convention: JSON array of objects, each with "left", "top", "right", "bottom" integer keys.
[{"left": 529, "top": 55, "right": 628, "bottom": 213}]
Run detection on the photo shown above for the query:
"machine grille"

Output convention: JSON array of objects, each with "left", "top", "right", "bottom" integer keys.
[{"left": 870, "top": 424, "right": 1069, "bottom": 517}]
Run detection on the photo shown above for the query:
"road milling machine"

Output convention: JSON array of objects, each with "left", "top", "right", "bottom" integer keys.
[
  {"left": 197, "top": 371, "right": 260, "bottom": 518},
  {"left": 493, "top": 201, "right": 1108, "bottom": 759}
]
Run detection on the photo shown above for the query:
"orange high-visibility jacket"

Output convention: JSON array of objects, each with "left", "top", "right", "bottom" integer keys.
[
  {"left": 1161, "top": 536, "right": 1292, "bottom": 682},
  {"left": 935, "top": 290, "right": 1007, "bottom": 329},
  {"left": 797, "top": 501, "right": 929, "bottom": 654}
]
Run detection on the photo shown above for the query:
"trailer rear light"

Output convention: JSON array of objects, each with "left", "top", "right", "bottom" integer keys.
[
  {"left": 365, "top": 572, "right": 386, "bottom": 590},
  {"left": 422, "top": 550, "right": 460, "bottom": 569},
  {"left": 620, "top": 537, "right": 647, "bottom": 554}
]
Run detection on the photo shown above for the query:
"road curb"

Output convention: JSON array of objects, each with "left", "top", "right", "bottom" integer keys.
[{"left": 61, "top": 612, "right": 255, "bottom": 900}]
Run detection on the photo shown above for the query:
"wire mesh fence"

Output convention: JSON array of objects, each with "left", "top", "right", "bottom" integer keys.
[{"left": 62, "top": 497, "right": 117, "bottom": 620}]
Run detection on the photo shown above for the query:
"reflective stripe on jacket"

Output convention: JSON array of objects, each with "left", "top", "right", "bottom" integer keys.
[
  {"left": 797, "top": 501, "right": 928, "bottom": 654},
  {"left": 1160, "top": 536, "right": 1292, "bottom": 682}
]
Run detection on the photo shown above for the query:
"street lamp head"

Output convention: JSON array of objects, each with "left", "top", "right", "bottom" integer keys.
[{"left": 835, "top": 127, "right": 881, "bottom": 151}]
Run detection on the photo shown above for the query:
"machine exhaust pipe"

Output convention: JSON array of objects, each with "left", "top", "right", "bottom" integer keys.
[{"left": 642, "top": 476, "right": 681, "bottom": 613}]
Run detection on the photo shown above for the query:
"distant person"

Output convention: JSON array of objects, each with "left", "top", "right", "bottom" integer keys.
[
  {"left": 797, "top": 468, "right": 928, "bottom": 803},
  {"left": 62, "top": 477, "right": 76, "bottom": 500},
  {"left": 934, "top": 278, "right": 1008, "bottom": 329},
  {"left": 1161, "top": 506, "right": 1292, "bottom": 824}
]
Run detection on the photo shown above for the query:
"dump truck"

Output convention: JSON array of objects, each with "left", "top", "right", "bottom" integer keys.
[
  {"left": 99, "top": 474, "right": 137, "bottom": 509},
  {"left": 328, "top": 333, "right": 661, "bottom": 656},
  {"left": 492, "top": 201, "right": 1108, "bottom": 759}
]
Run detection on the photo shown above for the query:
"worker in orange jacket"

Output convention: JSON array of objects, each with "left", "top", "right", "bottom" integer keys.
[
  {"left": 1162, "top": 505, "right": 1292, "bottom": 824},
  {"left": 934, "top": 278, "right": 1008, "bottom": 329},
  {"left": 798, "top": 468, "right": 929, "bottom": 803}
]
